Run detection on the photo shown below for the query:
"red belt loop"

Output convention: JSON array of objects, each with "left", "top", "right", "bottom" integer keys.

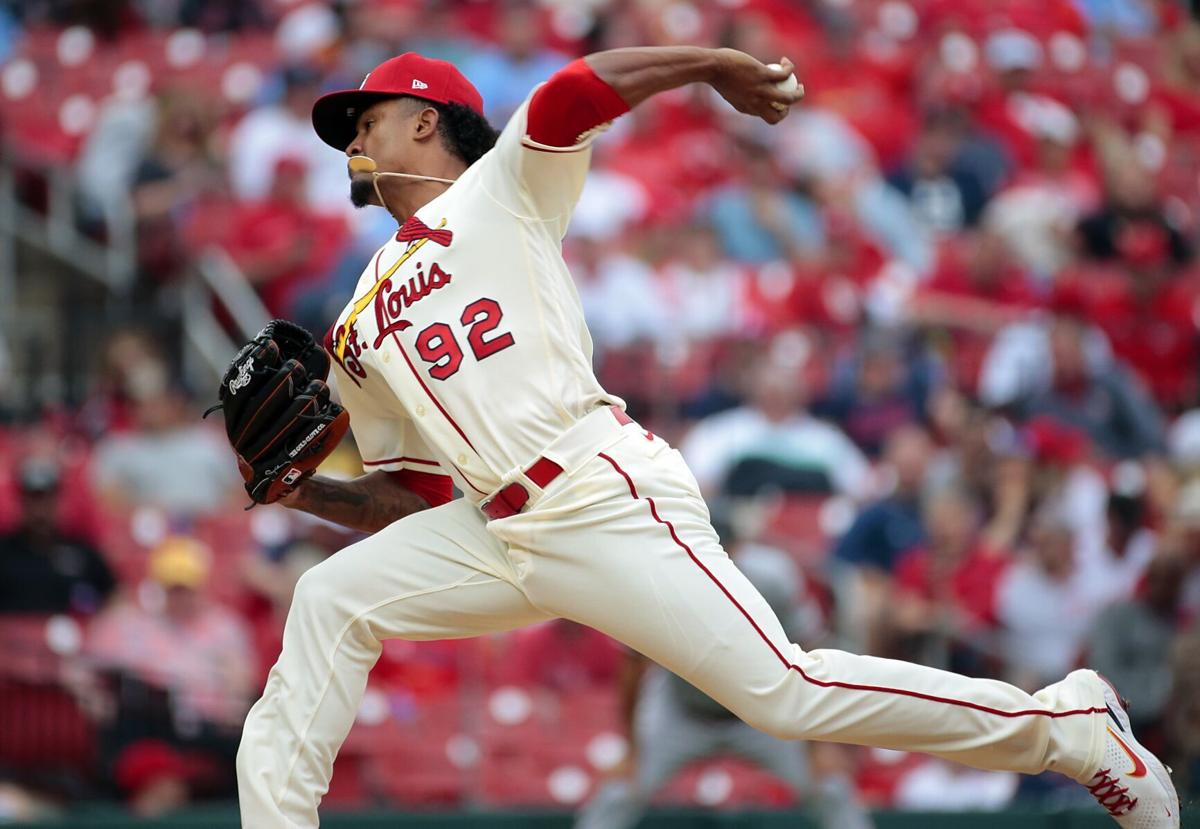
[{"left": 481, "top": 406, "right": 634, "bottom": 521}]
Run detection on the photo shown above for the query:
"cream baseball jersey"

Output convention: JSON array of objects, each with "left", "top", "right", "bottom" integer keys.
[
  {"left": 323, "top": 89, "right": 621, "bottom": 501},
  {"left": 243, "top": 55, "right": 1158, "bottom": 829}
]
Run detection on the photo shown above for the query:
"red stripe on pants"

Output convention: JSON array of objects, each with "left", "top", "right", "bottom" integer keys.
[{"left": 595, "top": 451, "right": 1106, "bottom": 721}]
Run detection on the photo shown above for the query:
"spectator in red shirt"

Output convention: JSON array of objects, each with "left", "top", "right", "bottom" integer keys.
[
  {"left": 1147, "top": 22, "right": 1200, "bottom": 140},
  {"left": 790, "top": 29, "right": 918, "bottom": 171},
  {"left": 601, "top": 88, "right": 730, "bottom": 221},
  {"left": 222, "top": 155, "right": 347, "bottom": 316},
  {"left": 1066, "top": 265, "right": 1199, "bottom": 411},
  {"left": 912, "top": 232, "right": 1038, "bottom": 328},
  {"left": 889, "top": 488, "right": 1010, "bottom": 674},
  {"left": 909, "top": 232, "right": 1039, "bottom": 388}
]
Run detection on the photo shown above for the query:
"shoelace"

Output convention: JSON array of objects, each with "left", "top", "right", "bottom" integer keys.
[{"left": 1086, "top": 768, "right": 1138, "bottom": 816}]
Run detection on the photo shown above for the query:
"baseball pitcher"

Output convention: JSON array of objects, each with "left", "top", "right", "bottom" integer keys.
[{"left": 212, "top": 46, "right": 1177, "bottom": 828}]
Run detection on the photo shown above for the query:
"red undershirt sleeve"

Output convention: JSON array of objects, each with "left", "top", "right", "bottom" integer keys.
[
  {"left": 526, "top": 58, "right": 631, "bottom": 149},
  {"left": 386, "top": 469, "right": 454, "bottom": 508}
]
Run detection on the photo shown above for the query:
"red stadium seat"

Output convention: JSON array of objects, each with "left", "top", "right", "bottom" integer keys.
[
  {"left": 323, "top": 753, "right": 371, "bottom": 808},
  {"left": 658, "top": 757, "right": 796, "bottom": 809},
  {"left": 0, "top": 94, "right": 79, "bottom": 165},
  {"left": 0, "top": 615, "right": 63, "bottom": 683},
  {"left": 220, "top": 32, "right": 279, "bottom": 71},
  {"left": 373, "top": 735, "right": 466, "bottom": 806},
  {"left": 342, "top": 692, "right": 469, "bottom": 806},
  {"left": 95, "top": 508, "right": 157, "bottom": 587},
  {"left": 190, "top": 510, "right": 258, "bottom": 602},
  {"left": 1112, "top": 37, "right": 1165, "bottom": 78},
  {"left": 0, "top": 679, "right": 95, "bottom": 771},
  {"left": 182, "top": 195, "right": 241, "bottom": 251},
  {"left": 557, "top": 687, "right": 622, "bottom": 735},
  {"left": 854, "top": 747, "right": 926, "bottom": 807}
]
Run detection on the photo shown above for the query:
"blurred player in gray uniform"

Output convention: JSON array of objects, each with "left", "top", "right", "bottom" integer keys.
[{"left": 577, "top": 540, "right": 873, "bottom": 829}]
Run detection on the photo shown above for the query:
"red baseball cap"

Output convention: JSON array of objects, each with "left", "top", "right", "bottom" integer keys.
[{"left": 311, "top": 53, "right": 484, "bottom": 151}]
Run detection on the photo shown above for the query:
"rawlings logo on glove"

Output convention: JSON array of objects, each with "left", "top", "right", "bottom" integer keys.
[
  {"left": 228, "top": 357, "right": 255, "bottom": 395},
  {"left": 205, "top": 320, "right": 350, "bottom": 506}
]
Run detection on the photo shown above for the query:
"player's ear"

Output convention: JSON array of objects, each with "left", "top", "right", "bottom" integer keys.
[{"left": 411, "top": 105, "right": 440, "bottom": 143}]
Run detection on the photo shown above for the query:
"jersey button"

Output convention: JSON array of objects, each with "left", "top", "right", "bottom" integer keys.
[
  {"left": 457, "top": 454, "right": 468, "bottom": 465},
  {"left": 381, "top": 352, "right": 391, "bottom": 364},
  {"left": 415, "top": 404, "right": 426, "bottom": 417}
]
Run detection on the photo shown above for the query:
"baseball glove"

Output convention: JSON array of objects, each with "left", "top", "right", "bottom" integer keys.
[{"left": 205, "top": 320, "right": 349, "bottom": 506}]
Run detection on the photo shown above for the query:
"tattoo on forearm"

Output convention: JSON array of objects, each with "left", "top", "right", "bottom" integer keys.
[{"left": 287, "top": 473, "right": 429, "bottom": 533}]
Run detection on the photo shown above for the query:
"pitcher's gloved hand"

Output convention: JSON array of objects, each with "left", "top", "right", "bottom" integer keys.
[{"left": 205, "top": 320, "right": 349, "bottom": 506}]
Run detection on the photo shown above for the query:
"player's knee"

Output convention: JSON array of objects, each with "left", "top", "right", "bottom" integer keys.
[
  {"left": 736, "top": 704, "right": 804, "bottom": 740},
  {"left": 291, "top": 558, "right": 348, "bottom": 617}
]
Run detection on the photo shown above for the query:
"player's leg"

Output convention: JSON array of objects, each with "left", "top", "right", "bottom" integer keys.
[
  {"left": 237, "top": 499, "right": 550, "bottom": 829},
  {"left": 575, "top": 670, "right": 714, "bottom": 829},
  {"left": 491, "top": 433, "right": 1107, "bottom": 782}
]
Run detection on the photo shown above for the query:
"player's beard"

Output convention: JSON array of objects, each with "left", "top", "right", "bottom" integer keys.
[{"left": 349, "top": 178, "right": 375, "bottom": 208}]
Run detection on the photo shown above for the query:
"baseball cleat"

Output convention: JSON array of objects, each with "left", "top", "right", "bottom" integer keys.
[{"left": 1083, "top": 674, "right": 1179, "bottom": 828}]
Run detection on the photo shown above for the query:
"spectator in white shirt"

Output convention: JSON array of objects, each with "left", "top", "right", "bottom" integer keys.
[
  {"left": 895, "top": 758, "right": 1018, "bottom": 812},
  {"left": 227, "top": 65, "right": 349, "bottom": 218},
  {"left": 680, "top": 356, "right": 872, "bottom": 499},
  {"left": 995, "top": 511, "right": 1113, "bottom": 691},
  {"left": 657, "top": 222, "right": 748, "bottom": 345},
  {"left": 569, "top": 235, "right": 669, "bottom": 358},
  {"left": 91, "top": 363, "right": 241, "bottom": 518}
]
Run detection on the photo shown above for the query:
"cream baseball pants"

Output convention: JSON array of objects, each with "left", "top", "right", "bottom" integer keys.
[{"left": 237, "top": 427, "right": 1107, "bottom": 828}]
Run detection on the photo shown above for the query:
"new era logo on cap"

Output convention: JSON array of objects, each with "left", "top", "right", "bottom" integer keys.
[{"left": 412, "top": 79, "right": 428, "bottom": 90}]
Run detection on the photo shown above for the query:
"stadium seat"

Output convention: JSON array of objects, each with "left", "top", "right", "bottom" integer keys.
[
  {"left": 658, "top": 758, "right": 796, "bottom": 809},
  {"left": 95, "top": 508, "right": 157, "bottom": 587},
  {"left": 190, "top": 510, "right": 257, "bottom": 602},
  {"left": 344, "top": 692, "right": 468, "bottom": 806},
  {"left": 0, "top": 615, "right": 63, "bottom": 683},
  {"left": 854, "top": 747, "right": 926, "bottom": 807},
  {"left": 373, "top": 736, "right": 466, "bottom": 806},
  {"left": 0, "top": 678, "right": 96, "bottom": 773}
]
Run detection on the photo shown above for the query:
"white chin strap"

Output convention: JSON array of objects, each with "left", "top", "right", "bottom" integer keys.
[{"left": 347, "top": 156, "right": 455, "bottom": 214}]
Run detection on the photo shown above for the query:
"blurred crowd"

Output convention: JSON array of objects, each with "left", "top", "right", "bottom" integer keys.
[{"left": 5, "top": 0, "right": 1200, "bottom": 822}]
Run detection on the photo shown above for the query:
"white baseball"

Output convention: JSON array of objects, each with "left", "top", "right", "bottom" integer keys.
[{"left": 767, "top": 62, "right": 802, "bottom": 111}]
